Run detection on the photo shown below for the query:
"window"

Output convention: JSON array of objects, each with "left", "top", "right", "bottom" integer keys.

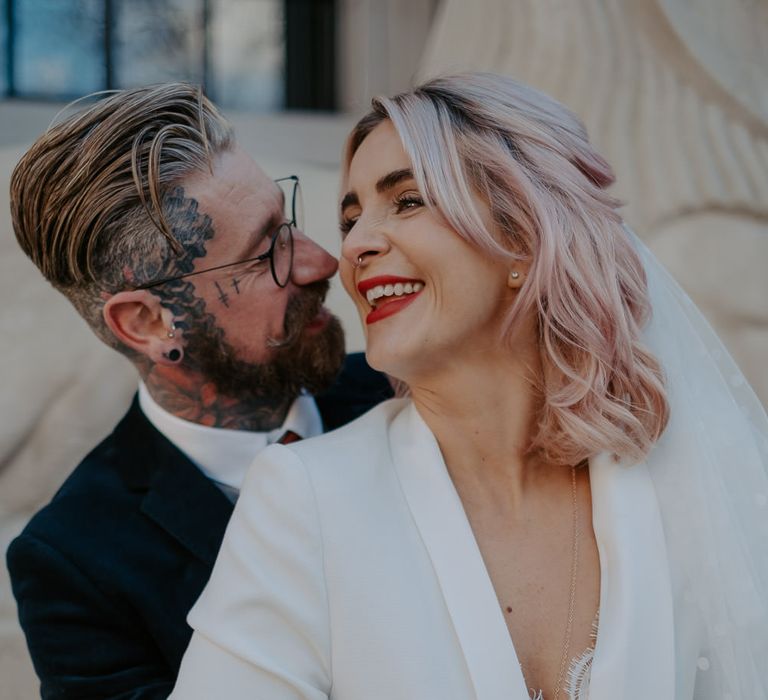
[
  {"left": 1, "top": 0, "right": 331, "bottom": 111},
  {"left": 15, "top": 0, "right": 104, "bottom": 98}
]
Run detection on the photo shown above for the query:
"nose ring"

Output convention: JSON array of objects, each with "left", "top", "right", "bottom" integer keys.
[{"left": 353, "top": 255, "right": 364, "bottom": 269}]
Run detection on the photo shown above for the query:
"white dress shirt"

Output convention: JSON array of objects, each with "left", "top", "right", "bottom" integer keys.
[{"left": 138, "top": 382, "right": 323, "bottom": 496}]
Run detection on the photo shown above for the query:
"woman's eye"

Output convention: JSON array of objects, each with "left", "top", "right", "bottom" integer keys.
[{"left": 394, "top": 194, "right": 424, "bottom": 213}]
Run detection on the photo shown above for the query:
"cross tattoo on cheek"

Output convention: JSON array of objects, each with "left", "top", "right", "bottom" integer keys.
[
  {"left": 231, "top": 277, "right": 241, "bottom": 295},
  {"left": 214, "top": 281, "right": 230, "bottom": 307}
]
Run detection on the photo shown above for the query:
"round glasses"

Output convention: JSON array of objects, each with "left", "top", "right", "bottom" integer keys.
[
  {"left": 135, "top": 175, "right": 303, "bottom": 290},
  {"left": 262, "top": 222, "right": 294, "bottom": 288}
]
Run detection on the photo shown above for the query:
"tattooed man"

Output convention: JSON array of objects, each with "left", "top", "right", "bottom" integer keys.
[{"left": 6, "top": 84, "right": 391, "bottom": 699}]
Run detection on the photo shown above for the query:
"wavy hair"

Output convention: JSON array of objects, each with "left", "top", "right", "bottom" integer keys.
[{"left": 344, "top": 73, "right": 669, "bottom": 465}]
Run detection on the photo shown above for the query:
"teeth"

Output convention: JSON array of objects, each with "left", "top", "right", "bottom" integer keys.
[{"left": 364, "top": 281, "right": 424, "bottom": 306}]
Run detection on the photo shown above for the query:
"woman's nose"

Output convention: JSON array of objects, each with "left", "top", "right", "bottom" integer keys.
[{"left": 340, "top": 218, "right": 390, "bottom": 270}]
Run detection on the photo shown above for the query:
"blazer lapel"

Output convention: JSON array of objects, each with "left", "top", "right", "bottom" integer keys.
[
  {"left": 140, "top": 456, "right": 234, "bottom": 566},
  {"left": 115, "top": 398, "right": 234, "bottom": 566},
  {"left": 587, "top": 452, "right": 676, "bottom": 700},
  {"left": 389, "top": 403, "right": 530, "bottom": 700}
]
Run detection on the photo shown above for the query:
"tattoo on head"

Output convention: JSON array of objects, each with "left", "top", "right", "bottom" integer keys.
[
  {"left": 128, "top": 186, "right": 214, "bottom": 289},
  {"left": 65, "top": 186, "right": 212, "bottom": 365},
  {"left": 214, "top": 280, "right": 230, "bottom": 308}
]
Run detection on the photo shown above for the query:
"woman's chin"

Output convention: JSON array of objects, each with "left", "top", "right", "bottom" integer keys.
[
  {"left": 362, "top": 345, "right": 390, "bottom": 374},
  {"left": 364, "top": 345, "right": 423, "bottom": 387}
]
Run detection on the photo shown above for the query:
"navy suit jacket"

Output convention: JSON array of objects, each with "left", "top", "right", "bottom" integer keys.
[{"left": 7, "top": 354, "right": 391, "bottom": 699}]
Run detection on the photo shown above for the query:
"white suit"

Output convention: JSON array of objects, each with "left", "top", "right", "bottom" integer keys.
[{"left": 170, "top": 398, "right": 712, "bottom": 700}]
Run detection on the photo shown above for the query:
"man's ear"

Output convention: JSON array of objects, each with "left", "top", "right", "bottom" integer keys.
[{"left": 103, "top": 291, "right": 181, "bottom": 365}]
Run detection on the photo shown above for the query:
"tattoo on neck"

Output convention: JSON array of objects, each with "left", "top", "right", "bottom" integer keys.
[{"left": 144, "top": 374, "right": 294, "bottom": 430}]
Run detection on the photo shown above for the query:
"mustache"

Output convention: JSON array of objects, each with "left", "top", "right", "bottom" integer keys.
[{"left": 266, "top": 280, "right": 331, "bottom": 349}]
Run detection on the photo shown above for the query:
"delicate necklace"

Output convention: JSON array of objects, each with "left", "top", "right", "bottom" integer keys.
[{"left": 551, "top": 465, "right": 580, "bottom": 700}]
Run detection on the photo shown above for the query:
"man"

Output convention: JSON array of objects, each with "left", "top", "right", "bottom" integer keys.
[{"left": 6, "top": 84, "right": 390, "bottom": 699}]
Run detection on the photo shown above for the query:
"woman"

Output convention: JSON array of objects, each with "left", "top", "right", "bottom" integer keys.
[{"left": 171, "top": 74, "right": 768, "bottom": 699}]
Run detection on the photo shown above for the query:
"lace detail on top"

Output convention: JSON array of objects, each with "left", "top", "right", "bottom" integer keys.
[
  {"left": 562, "top": 643, "right": 594, "bottom": 700},
  {"left": 528, "top": 610, "right": 599, "bottom": 700}
]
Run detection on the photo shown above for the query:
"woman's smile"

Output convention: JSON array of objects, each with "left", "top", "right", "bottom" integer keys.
[{"left": 357, "top": 275, "right": 425, "bottom": 324}]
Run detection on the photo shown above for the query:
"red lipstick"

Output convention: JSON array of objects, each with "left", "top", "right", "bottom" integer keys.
[
  {"left": 357, "top": 275, "right": 424, "bottom": 326},
  {"left": 366, "top": 295, "right": 419, "bottom": 324}
]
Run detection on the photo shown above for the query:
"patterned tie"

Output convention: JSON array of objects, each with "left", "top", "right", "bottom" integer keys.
[{"left": 277, "top": 430, "right": 303, "bottom": 445}]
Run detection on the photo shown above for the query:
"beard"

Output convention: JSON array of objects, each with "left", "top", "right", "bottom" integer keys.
[{"left": 183, "top": 281, "right": 346, "bottom": 406}]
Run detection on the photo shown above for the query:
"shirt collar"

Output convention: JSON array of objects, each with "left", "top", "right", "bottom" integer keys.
[{"left": 138, "top": 382, "right": 322, "bottom": 492}]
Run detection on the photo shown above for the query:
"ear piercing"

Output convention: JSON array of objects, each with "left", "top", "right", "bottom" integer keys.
[
  {"left": 164, "top": 321, "right": 182, "bottom": 363},
  {"left": 164, "top": 348, "right": 183, "bottom": 363},
  {"left": 508, "top": 270, "right": 523, "bottom": 288}
]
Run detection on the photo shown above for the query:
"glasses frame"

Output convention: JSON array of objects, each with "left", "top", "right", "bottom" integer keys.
[{"left": 134, "top": 175, "right": 300, "bottom": 291}]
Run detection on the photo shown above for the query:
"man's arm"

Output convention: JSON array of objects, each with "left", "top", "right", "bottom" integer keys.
[{"left": 8, "top": 533, "right": 173, "bottom": 700}]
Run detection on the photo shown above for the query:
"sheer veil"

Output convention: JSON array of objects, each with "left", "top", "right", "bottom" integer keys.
[{"left": 630, "top": 227, "right": 768, "bottom": 698}]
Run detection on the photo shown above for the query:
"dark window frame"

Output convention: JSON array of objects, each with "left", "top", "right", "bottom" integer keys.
[{"left": 1, "top": 0, "right": 335, "bottom": 110}]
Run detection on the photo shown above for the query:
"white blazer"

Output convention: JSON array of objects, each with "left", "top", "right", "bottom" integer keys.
[{"left": 171, "top": 399, "right": 704, "bottom": 700}]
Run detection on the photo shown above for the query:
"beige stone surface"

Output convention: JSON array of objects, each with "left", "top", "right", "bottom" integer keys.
[
  {"left": 337, "top": 0, "right": 439, "bottom": 112},
  {"left": 419, "top": 0, "right": 768, "bottom": 409}
]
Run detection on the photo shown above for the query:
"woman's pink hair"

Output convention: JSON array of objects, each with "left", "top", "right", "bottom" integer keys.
[{"left": 344, "top": 73, "right": 669, "bottom": 466}]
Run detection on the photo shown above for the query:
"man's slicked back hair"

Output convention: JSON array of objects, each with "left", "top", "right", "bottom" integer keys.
[{"left": 10, "top": 83, "right": 234, "bottom": 343}]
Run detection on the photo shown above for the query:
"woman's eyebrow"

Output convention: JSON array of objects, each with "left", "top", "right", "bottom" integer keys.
[
  {"left": 375, "top": 168, "right": 414, "bottom": 193},
  {"left": 340, "top": 168, "right": 415, "bottom": 212}
]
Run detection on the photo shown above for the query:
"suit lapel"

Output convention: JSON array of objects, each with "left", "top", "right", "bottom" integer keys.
[
  {"left": 140, "top": 456, "right": 234, "bottom": 566},
  {"left": 587, "top": 453, "right": 676, "bottom": 700},
  {"left": 389, "top": 403, "right": 530, "bottom": 700},
  {"left": 114, "top": 399, "right": 234, "bottom": 567}
]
